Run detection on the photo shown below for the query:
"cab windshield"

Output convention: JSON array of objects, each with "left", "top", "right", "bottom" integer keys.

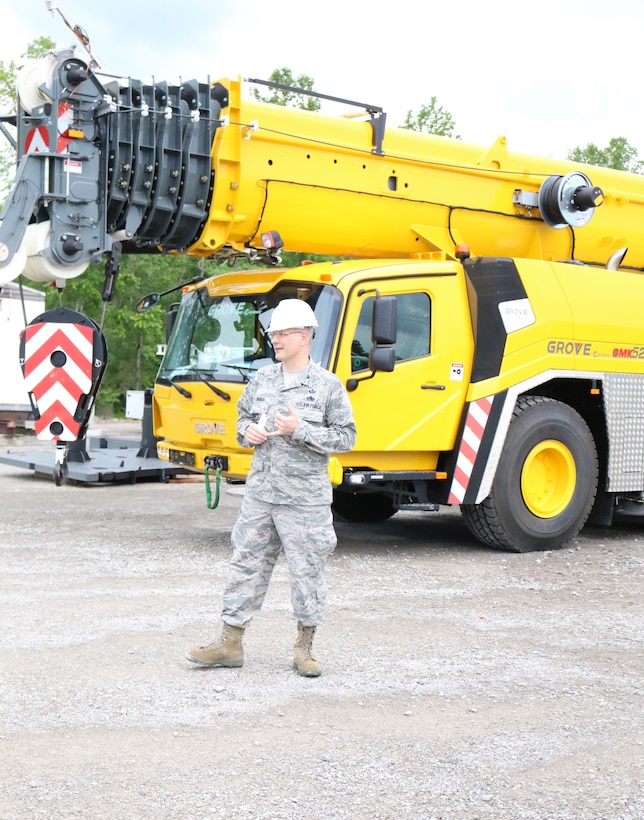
[{"left": 158, "top": 281, "right": 342, "bottom": 384}]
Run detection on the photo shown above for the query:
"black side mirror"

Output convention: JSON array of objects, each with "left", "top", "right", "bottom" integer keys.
[
  {"left": 372, "top": 296, "right": 397, "bottom": 344},
  {"left": 346, "top": 293, "right": 397, "bottom": 392},
  {"left": 370, "top": 295, "right": 396, "bottom": 371},
  {"left": 136, "top": 292, "right": 161, "bottom": 312},
  {"left": 369, "top": 345, "right": 395, "bottom": 373}
]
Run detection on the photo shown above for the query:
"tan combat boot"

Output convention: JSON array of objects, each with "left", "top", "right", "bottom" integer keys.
[
  {"left": 293, "top": 623, "right": 322, "bottom": 677},
  {"left": 185, "top": 623, "right": 245, "bottom": 667}
]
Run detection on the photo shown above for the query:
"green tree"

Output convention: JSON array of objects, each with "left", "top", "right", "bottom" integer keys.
[
  {"left": 0, "top": 37, "right": 56, "bottom": 194},
  {"left": 402, "top": 97, "right": 460, "bottom": 138},
  {"left": 250, "top": 67, "right": 321, "bottom": 112},
  {"left": 44, "top": 253, "right": 212, "bottom": 415},
  {"left": 567, "top": 137, "right": 643, "bottom": 174}
]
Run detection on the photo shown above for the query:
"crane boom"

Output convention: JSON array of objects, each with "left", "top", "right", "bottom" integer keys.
[{"left": 1, "top": 48, "right": 643, "bottom": 287}]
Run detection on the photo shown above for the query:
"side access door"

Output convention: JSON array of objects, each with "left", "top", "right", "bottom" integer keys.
[{"left": 333, "top": 268, "right": 474, "bottom": 472}]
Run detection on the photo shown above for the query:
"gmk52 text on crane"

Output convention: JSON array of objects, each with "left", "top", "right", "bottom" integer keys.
[{"left": 2, "top": 40, "right": 644, "bottom": 551}]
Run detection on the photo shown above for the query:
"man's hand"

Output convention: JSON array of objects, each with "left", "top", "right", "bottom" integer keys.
[
  {"left": 270, "top": 403, "right": 300, "bottom": 437},
  {"left": 245, "top": 423, "right": 269, "bottom": 446}
]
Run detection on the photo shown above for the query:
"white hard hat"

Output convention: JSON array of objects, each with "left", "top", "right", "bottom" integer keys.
[{"left": 268, "top": 299, "right": 318, "bottom": 333}]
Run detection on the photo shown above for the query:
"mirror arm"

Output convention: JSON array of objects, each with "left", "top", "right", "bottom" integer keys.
[
  {"left": 136, "top": 276, "right": 205, "bottom": 313},
  {"left": 346, "top": 371, "right": 376, "bottom": 392}
]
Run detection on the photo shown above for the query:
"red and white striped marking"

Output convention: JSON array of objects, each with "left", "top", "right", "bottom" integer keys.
[
  {"left": 448, "top": 396, "right": 494, "bottom": 504},
  {"left": 24, "top": 102, "right": 74, "bottom": 155},
  {"left": 22, "top": 321, "right": 94, "bottom": 440}
]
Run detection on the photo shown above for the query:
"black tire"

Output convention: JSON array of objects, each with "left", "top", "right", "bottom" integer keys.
[
  {"left": 333, "top": 491, "right": 397, "bottom": 523},
  {"left": 461, "top": 396, "right": 598, "bottom": 552},
  {"left": 53, "top": 461, "right": 67, "bottom": 487}
]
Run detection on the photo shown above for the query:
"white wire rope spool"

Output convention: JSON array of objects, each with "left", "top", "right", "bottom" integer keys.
[
  {"left": 16, "top": 54, "right": 58, "bottom": 114},
  {"left": 0, "top": 236, "right": 28, "bottom": 284},
  {"left": 22, "top": 221, "right": 89, "bottom": 283}
]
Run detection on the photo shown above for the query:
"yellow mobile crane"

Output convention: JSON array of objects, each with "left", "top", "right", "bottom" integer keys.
[{"left": 2, "top": 47, "right": 644, "bottom": 550}]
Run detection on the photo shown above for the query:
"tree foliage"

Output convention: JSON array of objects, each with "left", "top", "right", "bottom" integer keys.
[
  {"left": 567, "top": 137, "right": 643, "bottom": 174},
  {"left": 40, "top": 254, "right": 238, "bottom": 415},
  {"left": 249, "top": 67, "right": 321, "bottom": 112},
  {"left": 402, "top": 97, "right": 460, "bottom": 138}
]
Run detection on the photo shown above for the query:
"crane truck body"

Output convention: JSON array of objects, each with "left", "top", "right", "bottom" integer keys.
[
  {"left": 2, "top": 48, "right": 644, "bottom": 550},
  {"left": 154, "top": 251, "right": 643, "bottom": 553}
]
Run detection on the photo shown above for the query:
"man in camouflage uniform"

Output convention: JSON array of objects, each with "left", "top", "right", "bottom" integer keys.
[{"left": 186, "top": 299, "right": 356, "bottom": 677}]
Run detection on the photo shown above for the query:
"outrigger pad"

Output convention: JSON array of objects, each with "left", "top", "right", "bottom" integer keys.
[{"left": 20, "top": 307, "right": 108, "bottom": 441}]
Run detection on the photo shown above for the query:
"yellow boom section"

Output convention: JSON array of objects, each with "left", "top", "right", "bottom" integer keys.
[
  {"left": 190, "top": 78, "right": 644, "bottom": 270},
  {"left": 4, "top": 54, "right": 644, "bottom": 288}
]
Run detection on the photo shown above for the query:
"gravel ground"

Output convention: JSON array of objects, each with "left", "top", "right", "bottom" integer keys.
[{"left": 1, "top": 422, "right": 643, "bottom": 819}]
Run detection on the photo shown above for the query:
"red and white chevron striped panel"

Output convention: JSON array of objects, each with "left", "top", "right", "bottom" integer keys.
[
  {"left": 23, "top": 321, "right": 95, "bottom": 441},
  {"left": 24, "top": 101, "right": 73, "bottom": 155},
  {"left": 448, "top": 396, "right": 494, "bottom": 504}
]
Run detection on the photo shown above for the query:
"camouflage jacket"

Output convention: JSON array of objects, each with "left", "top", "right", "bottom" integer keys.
[{"left": 236, "top": 360, "right": 356, "bottom": 506}]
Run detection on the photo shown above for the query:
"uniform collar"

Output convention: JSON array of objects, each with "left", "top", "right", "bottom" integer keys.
[{"left": 279, "top": 358, "right": 314, "bottom": 385}]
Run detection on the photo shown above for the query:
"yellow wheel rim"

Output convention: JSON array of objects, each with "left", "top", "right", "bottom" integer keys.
[{"left": 521, "top": 439, "right": 576, "bottom": 518}]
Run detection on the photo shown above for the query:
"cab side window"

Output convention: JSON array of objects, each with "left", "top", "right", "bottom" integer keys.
[{"left": 352, "top": 292, "right": 430, "bottom": 372}]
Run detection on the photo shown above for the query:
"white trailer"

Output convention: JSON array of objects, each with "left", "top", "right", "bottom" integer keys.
[{"left": 0, "top": 282, "right": 45, "bottom": 432}]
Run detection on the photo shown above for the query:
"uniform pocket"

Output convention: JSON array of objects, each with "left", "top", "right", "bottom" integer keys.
[
  {"left": 298, "top": 408, "right": 324, "bottom": 424},
  {"left": 288, "top": 461, "right": 319, "bottom": 477}
]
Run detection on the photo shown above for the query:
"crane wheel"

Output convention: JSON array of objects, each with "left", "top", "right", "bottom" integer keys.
[
  {"left": 461, "top": 396, "right": 598, "bottom": 552},
  {"left": 53, "top": 461, "right": 68, "bottom": 487}
]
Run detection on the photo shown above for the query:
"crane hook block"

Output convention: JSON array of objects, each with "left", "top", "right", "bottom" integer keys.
[{"left": 19, "top": 308, "right": 108, "bottom": 442}]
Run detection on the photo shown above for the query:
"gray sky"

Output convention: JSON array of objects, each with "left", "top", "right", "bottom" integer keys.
[{"left": 3, "top": 0, "right": 643, "bottom": 162}]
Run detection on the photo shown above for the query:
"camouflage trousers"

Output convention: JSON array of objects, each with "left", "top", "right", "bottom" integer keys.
[{"left": 221, "top": 494, "right": 337, "bottom": 628}]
